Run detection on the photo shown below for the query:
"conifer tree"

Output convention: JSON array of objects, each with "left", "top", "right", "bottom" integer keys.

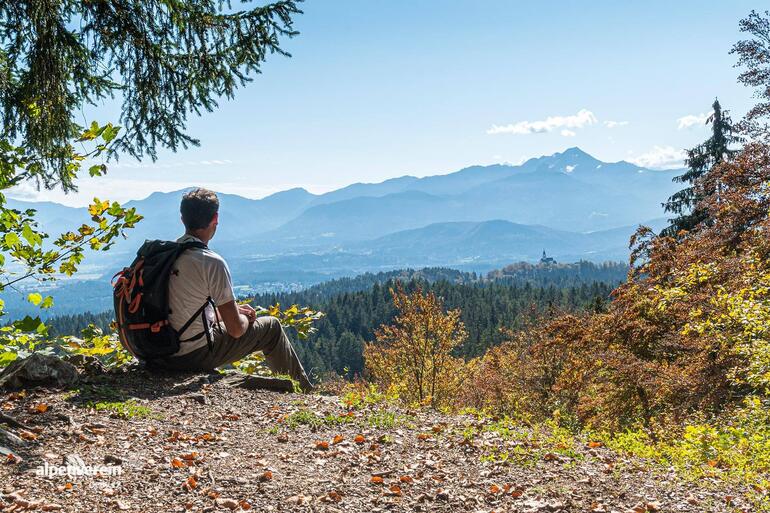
[
  {"left": 662, "top": 99, "right": 740, "bottom": 237},
  {"left": 0, "top": 1, "right": 302, "bottom": 191}
]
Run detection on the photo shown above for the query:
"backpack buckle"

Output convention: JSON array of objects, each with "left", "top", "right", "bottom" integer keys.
[{"left": 150, "top": 320, "right": 168, "bottom": 333}]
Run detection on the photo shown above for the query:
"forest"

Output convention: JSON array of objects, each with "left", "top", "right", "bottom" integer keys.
[{"left": 45, "top": 261, "right": 623, "bottom": 378}]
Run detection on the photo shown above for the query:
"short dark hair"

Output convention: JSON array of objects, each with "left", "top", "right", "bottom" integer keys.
[{"left": 180, "top": 188, "right": 219, "bottom": 231}]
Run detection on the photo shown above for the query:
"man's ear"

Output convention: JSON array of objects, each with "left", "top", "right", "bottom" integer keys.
[{"left": 211, "top": 212, "right": 219, "bottom": 226}]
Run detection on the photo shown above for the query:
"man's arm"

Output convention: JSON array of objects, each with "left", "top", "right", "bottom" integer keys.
[{"left": 218, "top": 300, "right": 250, "bottom": 338}]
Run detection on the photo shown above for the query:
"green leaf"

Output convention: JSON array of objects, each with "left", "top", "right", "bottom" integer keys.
[
  {"left": 3, "top": 232, "right": 19, "bottom": 248},
  {"left": 12, "top": 315, "right": 43, "bottom": 332},
  {"left": 88, "top": 164, "right": 107, "bottom": 177}
]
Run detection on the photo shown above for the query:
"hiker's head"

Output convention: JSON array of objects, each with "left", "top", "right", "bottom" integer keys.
[{"left": 180, "top": 188, "right": 219, "bottom": 241}]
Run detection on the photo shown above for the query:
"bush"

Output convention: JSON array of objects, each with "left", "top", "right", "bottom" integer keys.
[{"left": 364, "top": 285, "right": 471, "bottom": 409}]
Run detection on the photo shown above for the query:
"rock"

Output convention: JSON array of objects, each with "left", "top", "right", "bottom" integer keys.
[
  {"left": 188, "top": 393, "right": 209, "bottom": 405},
  {"left": 0, "top": 354, "right": 79, "bottom": 390},
  {"left": 221, "top": 373, "right": 295, "bottom": 392},
  {"left": 63, "top": 353, "right": 105, "bottom": 375},
  {"left": 104, "top": 454, "right": 123, "bottom": 465}
]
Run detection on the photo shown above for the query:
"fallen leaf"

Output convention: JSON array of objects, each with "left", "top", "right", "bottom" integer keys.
[
  {"left": 215, "top": 498, "right": 239, "bottom": 510},
  {"left": 399, "top": 475, "right": 413, "bottom": 483},
  {"left": 333, "top": 435, "right": 344, "bottom": 444},
  {"left": 489, "top": 484, "right": 502, "bottom": 494},
  {"left": 260, "top": 470, "right": 273, "bottom": 482},
  {"left": 417, "top": 433, "right": 430, "bottom": 441},
  {"left": 183, "top": 476, "right": 197, "bottom": 490},
  {"left": 31, "top": 403, "right": 49, "bottom": 414},
  {"left": 354, "top": 434, "right": 365, "bottom": 444},
  {"left": 370, "top": 476, "right": 384, "bottom": 485},
  {"left": 19, "top": 430, "right": 38, "bottom": 441},
  {"left": 587, "top": 441, "right": 603, "bottom": 448},
  {"left": 324, "top": 491, "right": 343, "bottom": 503},
  {"left": 388, "top": 485, "right": 402, "bottom": 496},
  {"left": 315, "top": 441, "right": 330, "bottom": 451},
  {"left": 239, "top": 500, "right": 252, "bottom": 510},
  {"left": 171, "top": 458, "right": 185, "bottom": 468},
  {"left": 181, "top": 452, "right": 199, "bottom": 461}
]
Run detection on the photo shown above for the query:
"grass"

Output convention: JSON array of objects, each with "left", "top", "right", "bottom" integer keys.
[{"left": 87, "top": 399, "right": 158, "bottom": 419}]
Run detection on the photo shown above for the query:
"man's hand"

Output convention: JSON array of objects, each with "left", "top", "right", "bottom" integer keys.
[
  {"left": 219, "top": 300, "right": 250, "bottom": 338},
  {"left": 238, "top": 304, "right": 257, "bottom": 323}
]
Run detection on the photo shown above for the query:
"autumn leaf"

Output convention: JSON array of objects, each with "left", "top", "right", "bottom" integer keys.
[
  {"left": 183, "top": 476, "right": 197, "bottom": 490},
  {"left": 417, "top": 433, "right": 430, "bottom": 441},
  {"left": 399, "top": 475, "right": 413, "bottom": 483},
  {"left": 587, "top": 441, "right": 603, "bottom": 448},
  {"left": 171, "top": 458, "right": 185, "bottom": 469},
  {"left": 354, "top": 434, "right": 365, "bottom": 444},
  {"left": 369, "top": 476, "right": 384, "bottom": 485},
  {"left": 388, "top": 485, "right": 403, "bottom": 496},
  {"left": 324, "top": 491, "right": 343, "bottom": 503},
  {"left": 239, "top": 500, "right": 252, "bottom": 510},
  {"left": 315, "top": 441, "right": 330, "bottom": 451},
  {"left": 333, "top": 435, "right": 344, "bottom": 444},
  {"left": 180, "top": 452, "right": 199, "bottom": 462},
  {"left": 489, "top": 484, "right": 502, "bottom": 494},
  {"left": 19, "top": 430, "right": 38, "bottom": 441},
  {"left": 30, "top": 403, "right": 49, "bottom": 414},
  {"left": 214, "top": 498, "right": 238, "bottom": 510},
  {"left": 260, "top": 470, "right": 273, "bottom": 482}
]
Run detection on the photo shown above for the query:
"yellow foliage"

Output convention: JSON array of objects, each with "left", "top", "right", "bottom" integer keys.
[{"left": 364, "top": 285, "right": 470, "bottom": 409}]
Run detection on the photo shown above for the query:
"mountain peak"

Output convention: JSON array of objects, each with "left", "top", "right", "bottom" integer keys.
[{"left": 559, "top": 147, "right": 598, "bottom": 161}]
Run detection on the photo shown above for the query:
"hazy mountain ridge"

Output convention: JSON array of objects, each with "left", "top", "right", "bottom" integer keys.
[{"left": 3, "top": 148, "right": 680, "bottom": 311}]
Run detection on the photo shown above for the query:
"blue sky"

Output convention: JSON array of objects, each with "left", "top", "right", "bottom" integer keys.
[{"left": 13, "top": 0, "right": 761, "bottom": 206}]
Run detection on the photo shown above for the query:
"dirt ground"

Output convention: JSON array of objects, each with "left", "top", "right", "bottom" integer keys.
[{"left": 0, "top": 370, "right": 756, "bottom": 512}]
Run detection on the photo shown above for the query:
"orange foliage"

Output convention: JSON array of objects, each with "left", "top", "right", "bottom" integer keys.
[
  {"left": 364, "top": 284, "right": 470, "bottom": 408},
  {"left": 468, "top": 142, "right": 770, "bottom": 431}
]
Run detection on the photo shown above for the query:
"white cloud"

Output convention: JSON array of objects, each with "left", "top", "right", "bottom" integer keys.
[
  {"left": 603, "top": 120, "right": 629, "bottom": 128},
  {"left": 629, "top": 145, "right": 686, "bottom": 169},
  {"left": 487, "top": 109, "right": 597, "bottom": 135},
  {"left": 677, "top": 112, "right": 712, "bottom": 130},
  {"left": 560, "top": 129, "right": 576, "bottom": 137}
]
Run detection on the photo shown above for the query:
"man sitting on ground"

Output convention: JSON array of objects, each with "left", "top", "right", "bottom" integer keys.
[{"left": 155, "top": 188, "right": 314, "bottom": 391}]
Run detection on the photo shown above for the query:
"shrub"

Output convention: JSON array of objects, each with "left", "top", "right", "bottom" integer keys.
[{"left": 364, "top": 285, "right": 471, "bottom": 409}]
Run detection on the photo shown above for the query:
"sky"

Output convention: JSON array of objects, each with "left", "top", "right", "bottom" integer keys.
[{"left": 10, "top": 0, "right": 762, "bottom": 206}]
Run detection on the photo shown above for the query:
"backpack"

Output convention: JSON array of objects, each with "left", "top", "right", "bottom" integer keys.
[{"left": 112, "top": 239, "right": 216, "bottom": 361}]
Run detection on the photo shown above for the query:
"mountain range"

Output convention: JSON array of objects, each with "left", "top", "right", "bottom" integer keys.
[{"left": 4, "top": 146, "right": 682, "bottom": 315}]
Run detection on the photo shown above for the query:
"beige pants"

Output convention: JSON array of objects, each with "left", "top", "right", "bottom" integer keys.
[{"left": 155, "top": 316, "right": 313, "bottom": 391}]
